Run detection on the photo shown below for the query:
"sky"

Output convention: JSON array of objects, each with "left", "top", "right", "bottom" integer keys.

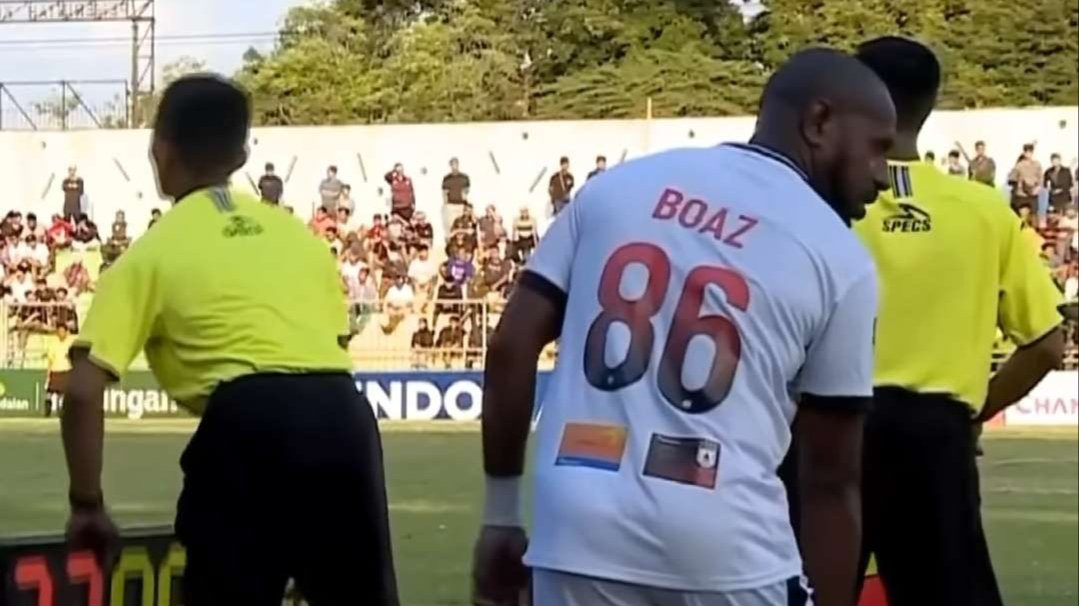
[{"left": 0, "top": 0, "right": 308, "bottom": 107}]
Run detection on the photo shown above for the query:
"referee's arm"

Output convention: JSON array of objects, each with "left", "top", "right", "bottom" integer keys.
[
  {"left": 63, "top": 250, "right": 159, "bottom": 505},
  {"left": 977, "top": 218, "right": 1066, "bottom": 422}
]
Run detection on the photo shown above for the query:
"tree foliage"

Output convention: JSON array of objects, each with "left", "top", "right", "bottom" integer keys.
[{"left": 235, "top": 0, "right": 1078, "bottom": 125}]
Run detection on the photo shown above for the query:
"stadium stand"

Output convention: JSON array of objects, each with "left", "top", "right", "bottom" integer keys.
[{"left": 0, "top": 112, "right": 1076, "bottom": 371}]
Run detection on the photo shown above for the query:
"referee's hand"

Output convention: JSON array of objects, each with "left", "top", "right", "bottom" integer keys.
[
  {"left": 66, "top": 506, "right": 121, "bottom": 571},
  {"left": 472, "top": 525, "right": 530, "bottom": 606}
]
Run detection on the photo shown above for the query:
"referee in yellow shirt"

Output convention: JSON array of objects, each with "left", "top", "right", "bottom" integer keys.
[
  {"left": 61, "top": 75, "right": 398, "bottom": 605},
  {"left": 853, "top": 38, "right": 1065, "bottom": 605}
]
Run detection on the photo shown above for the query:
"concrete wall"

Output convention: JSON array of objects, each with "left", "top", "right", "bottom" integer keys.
[{"left": 1, "top": 106, "right": 1076, "bottom": 238}]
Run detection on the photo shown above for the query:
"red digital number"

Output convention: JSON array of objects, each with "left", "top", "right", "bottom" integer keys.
[
  {"left": 15, "top": 556, "right": 54, "bottom": 606},
  {"left": 583, "top": 243, "right": 749, "bottom": 414},
  {"left": 67, "top": 551, "right": 104, "bottom": 606}
]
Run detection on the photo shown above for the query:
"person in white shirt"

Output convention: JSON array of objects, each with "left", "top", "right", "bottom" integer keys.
[
  {"left": 340, "top": 247, "right": 368, "bottom": 302},
  {"left": 381, "top": 276, "right": 415, "bottom": 334},
  {"left": 407, "top": 245, "right": 438, "bottom": 312},
  {"left": 13, "top": 236, "right": 35, "bottom": 267},
  {"left": 26, "top": 235, "right": 50, "bottom": 271},
  {"left": 472, "top": 49, "right": 896, "bottom": 606},
  {"left": 9, "top": 264, "right": 36, "bottom": 303}
]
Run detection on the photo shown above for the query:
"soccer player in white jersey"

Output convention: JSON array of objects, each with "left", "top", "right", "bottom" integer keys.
[{"left": 472, "top": 48, "right": 896, "bottom": 606}]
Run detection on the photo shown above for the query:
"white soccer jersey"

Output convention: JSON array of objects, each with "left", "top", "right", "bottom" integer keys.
[{"left": 523, "top": 144, "right": 878, "bottom": 592}]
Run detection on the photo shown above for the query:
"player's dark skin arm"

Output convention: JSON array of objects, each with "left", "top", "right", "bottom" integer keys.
[
  {"left": 61, "top": 348, "right": 111, "bottom": 503},
  {"left": 797, "top": 397, "right": 867, "bottom": 606},
  {"left": 977, "top": 326, "right": 1065, "bottom": 423},
  {"left": 481, "top": 278, "right": 564, "bottom": 477}
]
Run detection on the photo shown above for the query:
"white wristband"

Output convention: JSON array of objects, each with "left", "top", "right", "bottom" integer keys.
[{"left": 483, "top": 475, "right": 523, "bottom": 527}]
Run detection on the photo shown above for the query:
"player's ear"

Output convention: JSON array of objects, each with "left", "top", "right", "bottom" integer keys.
[{"left": 801, "top": 99, "right": 834, "bottom": 149}]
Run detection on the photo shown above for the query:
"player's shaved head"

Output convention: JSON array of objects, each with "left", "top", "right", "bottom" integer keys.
[
  {"left": 855, "top": 37, "right": 941, "bottom": 133},
  {"left": 758, "top": 48, "right": 894, "bottom": 128},
  {"left": 751, "top": 48, "right": 896, "bottom": 224}
]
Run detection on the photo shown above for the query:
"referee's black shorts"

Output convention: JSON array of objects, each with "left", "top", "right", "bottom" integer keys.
[
  {"left": 856, "top": 387, "right": 1003, "bottom": 606},
  {"left": 175, "top": 372, "right": 398, "bottom": 606}
]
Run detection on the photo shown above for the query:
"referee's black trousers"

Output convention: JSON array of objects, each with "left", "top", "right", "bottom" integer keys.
[
  {"left": 175, "top": 373, "right": 399, "bottom": 605},
  {"left": 857, "top": 387, "right": 1003, "bottom": 606}
]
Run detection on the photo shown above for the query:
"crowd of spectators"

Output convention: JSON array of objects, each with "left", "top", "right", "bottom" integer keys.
[{"left": 2, "top": 143, "right": 1077, "bottom": 368}]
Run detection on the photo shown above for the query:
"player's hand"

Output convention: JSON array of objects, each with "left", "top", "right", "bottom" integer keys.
[
  {"left": 66, "top": 506, "right": 121, "bottom": 570},
  {"left": 472, "top": 525, "right": 530, "bottom": 606}
]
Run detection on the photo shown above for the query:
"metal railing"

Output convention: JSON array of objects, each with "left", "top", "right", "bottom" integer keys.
[{"left": 0, "top": 80, "right": 129, "bottom": 130}]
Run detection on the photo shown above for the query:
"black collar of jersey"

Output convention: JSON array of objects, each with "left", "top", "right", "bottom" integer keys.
[{"left": 723, "top": 143, "right": 809, "bottom": 183}]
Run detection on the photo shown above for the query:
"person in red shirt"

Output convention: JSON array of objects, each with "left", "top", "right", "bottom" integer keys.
[
  {"left": 308, "top": 207, "right": 335, "bottom": 236},
  {"left": 47, "top": 213, "right": 74, "bottom": 250},
  {"left": 384, "top": 163, "right": 416, "bottom": 222}
]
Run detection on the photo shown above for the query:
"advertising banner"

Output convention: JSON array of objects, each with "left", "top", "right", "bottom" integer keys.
[
  {"left": 0, "top": 370, "right": 190, "bottom": 420},
  {"left": 1004, "top": 371, "right": 1079, "bottom": 426},
  {"left": 354, "top": 371, "right": 552, "bottom": 421}
]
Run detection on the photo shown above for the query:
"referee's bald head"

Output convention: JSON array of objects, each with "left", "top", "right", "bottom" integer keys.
[{"left": 151, "top": 74, "right": 251, "bottom": 200}]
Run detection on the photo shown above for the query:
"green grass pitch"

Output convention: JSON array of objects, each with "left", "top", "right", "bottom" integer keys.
[{"left": 0, "top": 421, "right": 1075, "bottom": 605}]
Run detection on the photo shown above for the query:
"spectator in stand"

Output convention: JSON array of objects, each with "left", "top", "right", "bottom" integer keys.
[
  {"left": 101, "top": 221, "right": 131, "bottom": 269},
  {"left": 368, "top": 214, "right": 387, "bottom": 242},
  {"left": 16, "top": 290, "right": 46, "bottom": 334},
  {"left": 340, "top": 246, "right": 368, "bottom": 297},
  {"left": 1040, "top": 206, "right": 1067, "bottom": 261},
  {"left": 447, "top": 247, "right": 475, "bottom": 287},
  {"left": 386, "top": 215, "right": 408, "bottom": 249},
  {"left": 380, "top": 247, "right": 410, "bottom": 299},
  {"left": 258, "top": 162, "right": 284, "bottom": 205},
  {"left": 510, "top": 207, "right": 536, "bottom": 263},
  {"left": 338, "top": 184, "right": 355, "bottom": 214},
  {"left": 337, "top": 206, "right": 363, "bottom": 238},
  {"left": 946, "top": 150, "right": 965, "bottom": 176},
  {"left": 24, "top": 235, "right": 50, "bottom": 273},
  {"left": 967, "top": 140, "right": 997, "bottom": 186},
  {"left": 924, "top": 150, "right": 936, "bottom": 165},
  {"left": 412, "top": 211, "right": 434, "bottom": 250},
  {"left": 148, "top": 208, "right": 163, "bottom": 229},
  {"left": 1045, "top": 153, "right": 1074, "bottom": 211},
  {"left": 1063, "top": 263, "right": 1078, "bottom": 302},
  {"left": 348, "top": 266, "right": 379, "bottom": 336},
  {"left": 47, "top": 214, "right": 74, "bottom": 250},
  {"left": 9, "top": 262, "right": 35, "bottom": 302},
  {"left": 323, "top": 225, "right": 342, "bottom": 255},
  {"left": 51, "top": 287, "right": 78, "bottom": 332},
  {"left": 1060, "top": 206, "right": 1078, "bottom": 244},
  {"left": 62, "top": 258, "right": 91, "bottom": 295},
  {"left": 411, "top": 318, "right": 435, "bottom": 369},
  {"left": 432, "top": 263, "right": 464, "bottom": 329},
  {"left": 381, "top": 275, "right": 415, "bottom": 334},
  {"left": 436, "top": 314, "right": 466, "bottom": 368},
  {"left": 408, "top": 246, "right": 437, "bottom": 312},
  {"left": 2, "top": 211, "right": 25, "bottom": 239},
  {"left": 25, "top": 213, "right": 46, "bottom": 240},
  {"left": 319, "top": 165, "right": 343, "bottom": 213},
  {"left": 71, "top": 215, "right": 100, "bottom": 252},
  {"left": 1009, "top": 144, "right": 1043, "bottom": 212},
  {"left": 548, "top": 156, "right": 575, "bottom": 214},
  {"left": 442, "top": 158, "right": 471, "bottom": 236},
  {"left": 62, "top": 165, "right": 85, "bottom": 220},
  {"left": 1, "top": 234, "right": 20, "bottom": 271},
  {"left": 477, "top": 205, "right": 507, "bottom": 251},
  {"left": 587, "top": 155, "right": 607, "bottom": 180},
  {"left": 479, "top": 246, "right": 511, "bottom": 304},
  {"left": 367, "top": 230, "right": 390, "bottom": 281},
  {"left": 385, "top": 163, "right": 416, "bottom": 222},
  {"left": 309, "top": 207, "right": 335, "bottom": 236}
]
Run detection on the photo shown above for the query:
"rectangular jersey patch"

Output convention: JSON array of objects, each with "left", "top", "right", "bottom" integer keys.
[
  {"left": 643, "top": 434, "right": 720, "bottom": 489},
  {"left": 555, "top": 422, "right": 628, "bottom": 472}
]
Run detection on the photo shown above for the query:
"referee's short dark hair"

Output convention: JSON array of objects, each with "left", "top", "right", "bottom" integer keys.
[
  {"left": 856, "top": 36, "right": 941, "bottom": 132},
  {"left": 154, "top": 74, "right": 251, "bottom": 173}
]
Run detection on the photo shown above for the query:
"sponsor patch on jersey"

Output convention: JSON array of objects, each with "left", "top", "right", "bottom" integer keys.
[
  {"left": 555, "top": 422, "right": 628, "bottom": 472},
  {"left": 643, "top": 434, "right": 720, "bottom": 489}
]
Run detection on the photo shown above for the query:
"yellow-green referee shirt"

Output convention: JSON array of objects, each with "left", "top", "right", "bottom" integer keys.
[
  {"left": 854, "top": 161, "right": 1063, "bottom": 413},
  {"left": 74, "top": 187, "right": 352, "bottom": 413}
]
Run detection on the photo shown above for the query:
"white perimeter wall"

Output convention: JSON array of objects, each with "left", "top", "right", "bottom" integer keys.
[{"left": 0, "top": 107, "right": 1076, "bottom": 239}]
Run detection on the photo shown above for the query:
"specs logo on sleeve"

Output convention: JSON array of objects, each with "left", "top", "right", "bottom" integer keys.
[{"left": 882, "top": 203, "right": 932, "bottom": 233}]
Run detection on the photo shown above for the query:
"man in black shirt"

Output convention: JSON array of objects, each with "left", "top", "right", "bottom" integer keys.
[
  {"left": 587, "top": 155, "right": 607, "bottom": 180},
  {"left": 433, "top": 264, "right": 464, "bottom": 329},
  {"left": 1045, "top": 153, "right": 1074, "bottom": 211},
  {"left": 548, "top": 156, "right": 575, "bottom": 214},
  {"left": 62, "top": 166, "right": 84, "bottom": 220},
  {"left": 258, "top": 162, "right": 284, "bottom": 204},
  {"left": 411, "top": 318, "right": 435, "bottom": 369},
  {"left": 436, "top": 315, "right": 466, "bottom": 368},
  {"left": 442, "top": 158, "right": 471, "bottom": 237}
]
